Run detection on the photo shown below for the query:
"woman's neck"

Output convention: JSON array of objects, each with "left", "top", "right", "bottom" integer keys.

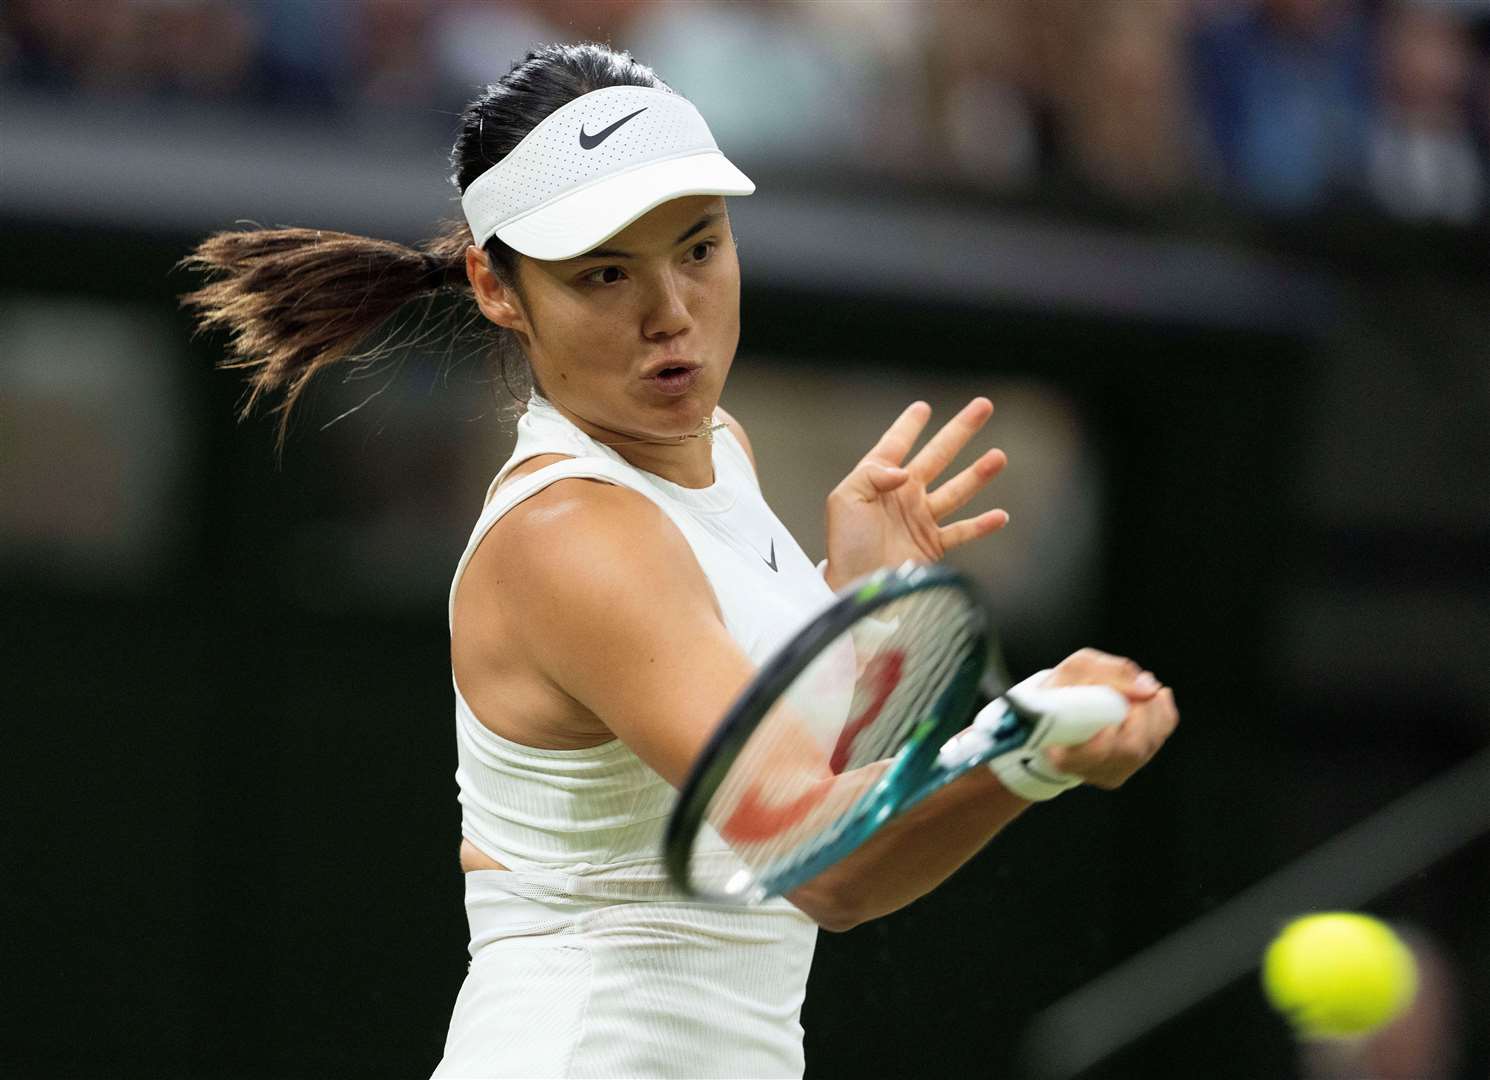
[{"left": 540, "top": 395, "right": 718, "bottom": 488}]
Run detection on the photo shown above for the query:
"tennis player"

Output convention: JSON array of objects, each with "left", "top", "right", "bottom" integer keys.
[{"left": 184, "top": 42, "right": 1177, "bottom": 1080}]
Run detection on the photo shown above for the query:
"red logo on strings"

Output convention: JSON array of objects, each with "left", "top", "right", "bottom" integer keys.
[
  {"left": 717, "top": 648, "right": 906, "bottom": 844},
  {"left": 719, "top": 777, "right": 833, "bottom": 843},
  {"left": 829, "top": 650, "right": 904, "bottom": 774}
]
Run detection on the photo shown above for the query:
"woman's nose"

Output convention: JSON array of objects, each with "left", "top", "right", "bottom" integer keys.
[{"left": 642, "top": 270, "right": 693, "bottom": 340}]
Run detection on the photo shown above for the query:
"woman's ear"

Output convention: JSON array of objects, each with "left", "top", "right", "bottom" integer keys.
[{"left": 465, "top": 245, "right": 529, "bottom": 336}]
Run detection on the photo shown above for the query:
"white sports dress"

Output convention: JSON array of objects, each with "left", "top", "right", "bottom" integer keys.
[{"left": 433, "top": 396, "right": 834, "bottom": 1079}]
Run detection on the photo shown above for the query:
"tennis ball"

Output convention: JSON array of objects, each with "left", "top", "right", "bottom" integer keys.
[{"left": 1261, "top": 912, "right": 1417, "bottom": 1039}]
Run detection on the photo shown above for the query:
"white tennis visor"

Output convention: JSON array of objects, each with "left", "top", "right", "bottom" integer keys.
[{"left": 460, "top": 85, "right": 755, "bottom": 261}]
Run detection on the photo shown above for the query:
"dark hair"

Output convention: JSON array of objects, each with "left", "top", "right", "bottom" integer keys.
[{"left": 180, "top": 42, "right": 671, "bottom": 451}]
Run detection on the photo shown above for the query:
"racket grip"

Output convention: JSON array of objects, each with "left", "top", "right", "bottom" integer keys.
[
  {"left": 1007, "top": 684, "right": 1129, "bottom": 750},
  {"left": 988, "top": 677, "right": 1129, "bottom": 801}
]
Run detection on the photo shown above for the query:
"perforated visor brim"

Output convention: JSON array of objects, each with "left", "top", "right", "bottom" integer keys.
[{"left": 494, "top": 151, "right": 754, "bottom": 262}]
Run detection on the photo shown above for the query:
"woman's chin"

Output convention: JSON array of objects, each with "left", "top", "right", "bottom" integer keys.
[{"left": 634, "top": 382, "right": 716, "bottom": 431}]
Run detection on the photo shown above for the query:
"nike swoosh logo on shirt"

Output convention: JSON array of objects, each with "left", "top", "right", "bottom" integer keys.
[
  {"left": 578, "top": 108, "right": 647, "bottom": 149},
  {"left": 763, "top": 539, "right": 778, "bottom": 573}
]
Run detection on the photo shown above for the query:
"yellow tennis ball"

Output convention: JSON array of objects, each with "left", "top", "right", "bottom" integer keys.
[{"left": 1261, "top": 912, "right": 1418, "bottom": 1039}]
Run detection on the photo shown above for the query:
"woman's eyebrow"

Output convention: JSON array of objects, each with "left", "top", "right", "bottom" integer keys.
[{"left": 576, "top": 213, "right": 723, "bottom": 260}]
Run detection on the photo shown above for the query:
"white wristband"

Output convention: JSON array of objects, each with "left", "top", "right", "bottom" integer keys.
[
  {"left": 989, "top": 745, "right": 1084, "bottom": 802},
  {"left": 984, "top": 670, "right": 1083, "bottom": 802}
]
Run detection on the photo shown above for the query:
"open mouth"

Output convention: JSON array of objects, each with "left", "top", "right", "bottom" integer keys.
[{"left": 646, "top": 365, "right": 701, "bottom": 395}]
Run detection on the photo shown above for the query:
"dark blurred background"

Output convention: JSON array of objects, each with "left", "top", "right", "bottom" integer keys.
[{"left": 4, "top": 1, "right": 1488, "bottom": 1078}]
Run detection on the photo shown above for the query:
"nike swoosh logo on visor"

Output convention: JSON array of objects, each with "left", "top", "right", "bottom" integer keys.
[{"left": 579, "top": 107, "right": 648, "bottom": 149}]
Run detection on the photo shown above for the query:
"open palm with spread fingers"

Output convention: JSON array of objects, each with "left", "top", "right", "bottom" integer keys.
[{"left": 823, "top": 399, "right": 1008, "bottom": 589}]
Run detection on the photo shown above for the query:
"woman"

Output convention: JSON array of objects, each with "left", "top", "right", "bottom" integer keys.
[{"left": 185, "top": 42, "right": 1177, "bottom": 1080}]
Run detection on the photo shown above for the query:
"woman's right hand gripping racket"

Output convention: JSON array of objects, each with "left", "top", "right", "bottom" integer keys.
[{"left": 663, "top": 563, "right": 1128, "bottom": 905}]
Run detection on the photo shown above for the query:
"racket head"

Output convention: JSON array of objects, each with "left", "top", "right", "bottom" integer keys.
[{"left": 664, "top": 563, "right": 989, "bottom": 904}]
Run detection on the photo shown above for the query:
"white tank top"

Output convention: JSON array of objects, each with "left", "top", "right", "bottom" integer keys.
[{"left": 441, "top": 395, "right": 831, "bottom": 1078}]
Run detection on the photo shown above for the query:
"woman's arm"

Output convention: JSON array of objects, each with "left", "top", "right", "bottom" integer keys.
[
  {"left": 489, "top": 478, "right": 756, "bottom": 790},
  {"left": 786, "top": 764, "right": 1027, "bottom": 931},
  {"left": 488, "top": 480, "right": 1177, "bottom": 931}
]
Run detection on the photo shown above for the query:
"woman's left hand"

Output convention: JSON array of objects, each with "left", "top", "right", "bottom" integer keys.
[{"left": 823, "top": 398, "right": 1008, "bottom": 590}]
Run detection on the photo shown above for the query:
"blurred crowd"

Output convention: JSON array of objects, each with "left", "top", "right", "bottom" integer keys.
[{"left": 4, "top": 0, "right": 1489, "bottom": 225}]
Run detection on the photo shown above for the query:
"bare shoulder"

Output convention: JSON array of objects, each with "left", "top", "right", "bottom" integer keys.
[
  {"left": 713, "top": 403, "right": 757, "bottom": 474},
  {"left": 481, "top": 476, "right": 719, "bottom": 620},
  {"left": 492, "top": 474, "right": 672, "bottom": 557},
  {"left": 490, "top": 452, "right": 572, "bottom": 499}
]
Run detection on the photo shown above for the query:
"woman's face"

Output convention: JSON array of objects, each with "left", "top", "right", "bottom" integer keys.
[{"left": 482, "top": 194, "right": 741, "bottom": 441}]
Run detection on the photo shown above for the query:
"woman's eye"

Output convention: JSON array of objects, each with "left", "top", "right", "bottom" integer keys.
[
  {"left": 582, "top": 243, "right": 714, "bottom": 285},
  {"left": 584, "top": 266, "right": 625, "bottom": 285}
]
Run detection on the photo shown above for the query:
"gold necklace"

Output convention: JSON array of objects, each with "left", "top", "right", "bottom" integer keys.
[{"left": 537, "top": 393, "right": 726, "bottom": 447}]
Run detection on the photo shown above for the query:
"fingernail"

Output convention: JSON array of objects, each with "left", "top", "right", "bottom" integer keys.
[{"left": 1135, "top": 672, "right": 1159, "bottom": 692}]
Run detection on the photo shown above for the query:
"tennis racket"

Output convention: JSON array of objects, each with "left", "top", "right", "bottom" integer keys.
[{"left": 663, "top": 562, "right": 1127, "bottom": 905}]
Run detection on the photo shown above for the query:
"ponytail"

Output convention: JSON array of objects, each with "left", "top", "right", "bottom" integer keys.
[{"left": 180, "top": 221, "right": 476, "bottom": 451}]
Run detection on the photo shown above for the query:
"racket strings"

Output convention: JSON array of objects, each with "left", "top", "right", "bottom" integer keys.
[
  {"left": 847, "top": 629, "right": 973, "bottom": 772},
  {"left": 757, "top": 597, "right": 978, "bottom": 884},
  {"left": 837, "top": 596, "right": 978, "bottom": 771},
  {"left": 719, "top": 591, "right": 948, "bottom": 812},
  {"left": 691, "top": 585, "right": 983, "bottom": 896}
]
